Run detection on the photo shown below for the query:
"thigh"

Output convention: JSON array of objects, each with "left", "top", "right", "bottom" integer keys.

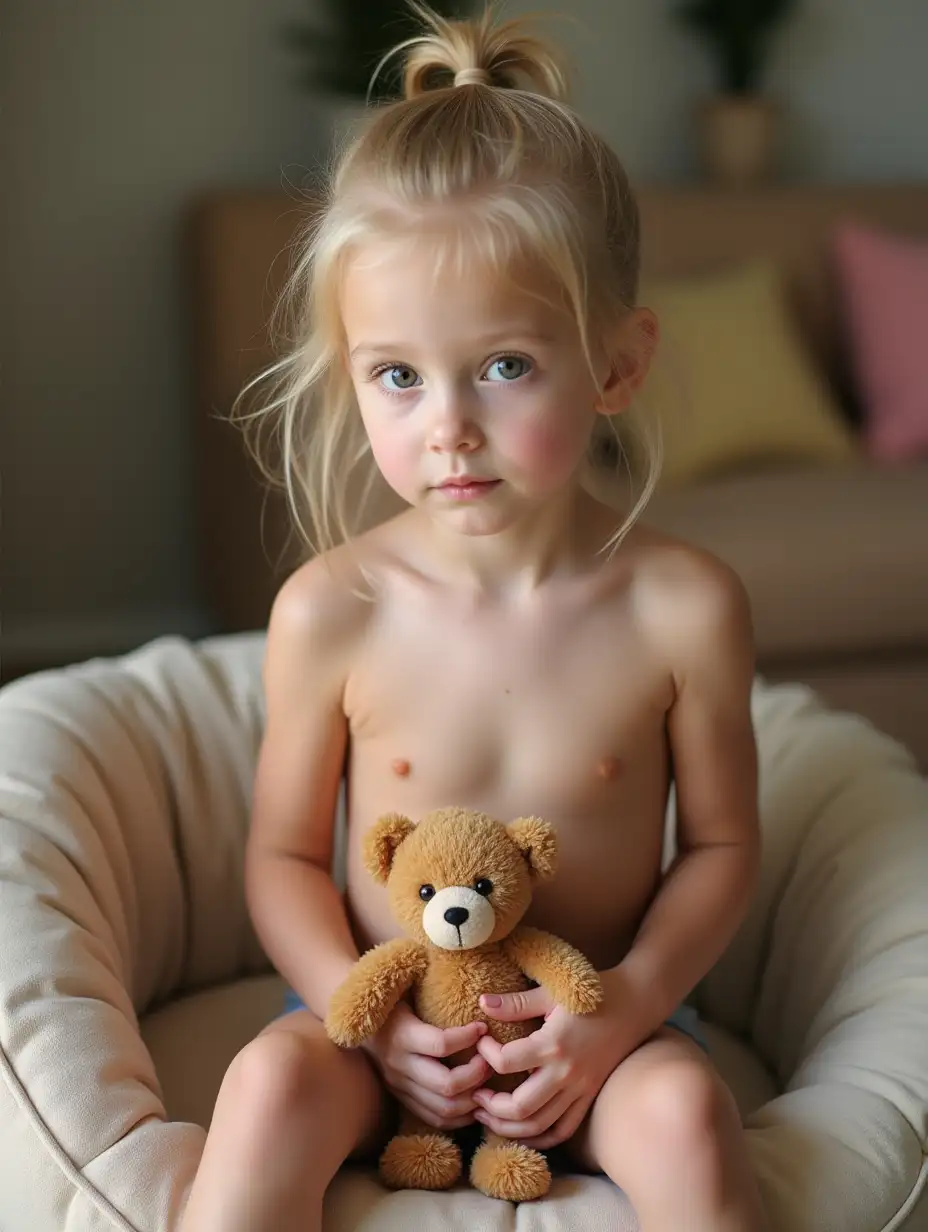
[
  {"left": 565, "top": 1025, "right": 739, "bottom": 1175},
  {"left": 259, "top": 1006, "right": 394, "bottom": 1160}
]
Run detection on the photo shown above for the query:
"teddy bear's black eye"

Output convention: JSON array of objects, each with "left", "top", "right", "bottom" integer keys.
[
  {"left": 474, "top": 878, "right": 493, "bottom": 897},
  {"left": 419, "top": 884, "right": 435, "bottom": 901}
]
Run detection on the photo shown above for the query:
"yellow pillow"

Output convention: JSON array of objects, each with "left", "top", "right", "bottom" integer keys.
[{"left": 637, "top": 260, "right": 858, "bottom": 487}]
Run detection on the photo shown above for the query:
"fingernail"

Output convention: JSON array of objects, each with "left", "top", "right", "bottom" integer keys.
[{"left": 482, "top": 994, "right": 502, "bottom": 1008}]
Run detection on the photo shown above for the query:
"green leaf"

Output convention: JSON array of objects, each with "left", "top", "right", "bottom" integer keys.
[
  {"left": 282, "top": 0, "right": 477, "bottom": 99},
  {"left": 673, "top": 0, "right": 797, "bottom": 93}
]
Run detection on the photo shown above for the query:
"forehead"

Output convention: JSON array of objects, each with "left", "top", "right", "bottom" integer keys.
[{"left": 340, "top": 233, "right": 572, "bottom": 346}]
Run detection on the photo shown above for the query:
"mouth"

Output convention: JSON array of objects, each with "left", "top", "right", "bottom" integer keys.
[{"left": 435, "top": 478, "right": 501, "bottom": 500}]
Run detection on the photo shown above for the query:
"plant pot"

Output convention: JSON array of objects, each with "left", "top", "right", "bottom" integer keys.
[{"left": 696, "top": 95, "right": 779, "bottom": 187}]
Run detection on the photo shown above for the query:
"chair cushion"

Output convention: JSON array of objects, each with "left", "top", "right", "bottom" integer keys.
[
  {"left": 0, "top": 634, "right": 926, "bottom": 1231},
  {"left": 643, "top": 461, "right": 928, "bottom": 662},
  {"left": 834, "top": 221, "right": 928, "bottom": 462},
  {"left": 141, "top": 974, "right": 778, "bottom": 1232},
  {"left": 639, "top": 259, "right": 858, "bottom": 487}
]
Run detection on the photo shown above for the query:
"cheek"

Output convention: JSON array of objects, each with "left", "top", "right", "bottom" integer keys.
[
  {"left": 363, "top": 410, "right": 419, "bottom": 489},
  {"left": 501, "top": 414, "right": 591, "bottom": 483}
]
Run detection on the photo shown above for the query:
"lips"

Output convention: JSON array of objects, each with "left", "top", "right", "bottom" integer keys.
[{"left": 434, "top": 477, "right": 502, "bottom": 500}]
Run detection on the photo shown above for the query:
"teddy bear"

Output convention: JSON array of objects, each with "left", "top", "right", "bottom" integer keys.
[{"left": 324, "top": 807, "right": 603, "bottom": 1203}]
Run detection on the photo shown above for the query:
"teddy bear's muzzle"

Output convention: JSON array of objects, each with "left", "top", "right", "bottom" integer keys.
[{"left": 422, "top": 886, "right": 496, "bottom": 950}]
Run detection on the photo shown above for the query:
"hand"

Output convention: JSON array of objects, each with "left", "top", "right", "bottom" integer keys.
[
  {"left": 473, "top": 971, "right": 659, "bottom": 1150},
  {"left": 362, "top": 1001, "right": 492, "bottom": 1131}
]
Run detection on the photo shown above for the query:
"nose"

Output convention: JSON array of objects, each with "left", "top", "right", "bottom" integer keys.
[
  {"left": 427, "top": 393, "right": 483, "bottom": 454},
  {"left": 444, "top": 906, "right": 469, "bottom": 928}
]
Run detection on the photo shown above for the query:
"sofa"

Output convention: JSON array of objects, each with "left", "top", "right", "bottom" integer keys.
[
  {"left": 0, "top": 633, "right": 926, "bottom": 1231},
  {"left": 191, "top": 183, "right": 928, "bottom": 769}
]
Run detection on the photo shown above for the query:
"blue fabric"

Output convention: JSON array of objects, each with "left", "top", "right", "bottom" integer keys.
[
  {"left": 663, "top": 1001, "right": 708, "bottom": 1051},
  {"left": 280, "top": 987, "right": 308, "bottom": 1016},
  {"left": 278, "top": 988, "right": 707, "bottom": 1052}
]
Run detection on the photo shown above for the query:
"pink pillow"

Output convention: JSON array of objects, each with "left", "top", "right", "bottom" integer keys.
[{"left": 834, "top": 221, "right": 928, "bottom": 462}]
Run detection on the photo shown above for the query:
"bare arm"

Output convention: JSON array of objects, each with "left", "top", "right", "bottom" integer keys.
[
  {"left": 613, "top": 553, "right": 761, "bottom": 1021},
  {"left": 244, "top": 557, "right": 368, "bottom": 1019}
]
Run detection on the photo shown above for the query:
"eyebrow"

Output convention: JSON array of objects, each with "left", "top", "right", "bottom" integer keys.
[{"left": 349, "top": 330, "right": 557, "bottom": 361}]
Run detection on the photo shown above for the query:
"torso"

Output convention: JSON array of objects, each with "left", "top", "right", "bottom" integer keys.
[{"left": 334, "top": 501, "right": 680, "bottom": 972}]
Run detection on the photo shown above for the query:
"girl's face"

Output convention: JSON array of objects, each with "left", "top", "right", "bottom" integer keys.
[{"left": 341, "top": 236, "right": 616, "bottom": 537}]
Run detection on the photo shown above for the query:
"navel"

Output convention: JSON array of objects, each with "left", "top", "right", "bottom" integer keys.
[
  {"left": 391, "top": 757, "right": 412, "bottom": 778},
  {"left": 596, "top": 755, "right": 623, "bottom": 782}
]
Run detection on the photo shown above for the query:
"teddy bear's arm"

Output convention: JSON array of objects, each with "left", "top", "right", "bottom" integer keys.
[
  {"left": 324, "top": 938, "right": 429, "bottom": 1048},
  {"left": 503, "top": 926, "right": 603, "bottom": 1015}
]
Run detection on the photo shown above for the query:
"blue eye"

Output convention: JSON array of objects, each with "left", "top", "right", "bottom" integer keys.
[
  {"left": 485, "top": 356, "right": 531, "bottom": 382},
  {"left": 379, "top": 365, "right": 421, "bottom": 392}
]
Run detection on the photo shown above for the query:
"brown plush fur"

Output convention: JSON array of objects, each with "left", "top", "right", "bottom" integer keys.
[{"left": 325, "top": 808, "right": 603, "bottom": 1202}]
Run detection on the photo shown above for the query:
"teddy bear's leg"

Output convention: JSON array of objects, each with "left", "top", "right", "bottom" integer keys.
[
  {"left": 379, "top": 1109, "right": 462, "bottom": 1191},
  {"left": 469, "top": 1129, "right": 551, "bottom": 1202}
]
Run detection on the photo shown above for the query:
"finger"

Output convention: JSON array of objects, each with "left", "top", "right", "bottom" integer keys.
[
  {"left": 401, "top": 1053, "right": 487, "bottom": 1114},
  {"left": 395, "top": 1009, "right": 487, "bottom": 1059},
  {"left": 480, "top": 986, "right": 555, "bottom": 1023},
  {"left": 474, "top": 1087, "right": 576, "bottom": 1141},
  {"left": 476, "top": 1031, "right": 547, "bottom": 1075},
  {"left": 443, "top": 1052, "right": 492, "bottom": 1097},
  {"left": 395, "top": 1090, "right": 476, "bottom": 1132},
  {"left": 473, "top": 1067, "right": 561, "bottom": 1120},
  {"left": 519, "top": 1097, "right": 589, "bottom": 1151}
]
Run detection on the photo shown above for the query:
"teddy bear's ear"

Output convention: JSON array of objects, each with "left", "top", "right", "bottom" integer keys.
[
  {"left": 363, "top": 813, "right": 416, "bottom": 884},
  {"left": 507, "top": 816, "right": 558, "bottom": 881}
]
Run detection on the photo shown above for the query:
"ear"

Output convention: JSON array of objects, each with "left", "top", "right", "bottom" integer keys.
[
  {"left": 363, "top": 813, "right": 416, "bottom": 885},
  {"left": 595, "top": 307, "right": 659, "bottom": 416},
  {"left": 507, "top": 816, "right": 558, "bottom": 881}
]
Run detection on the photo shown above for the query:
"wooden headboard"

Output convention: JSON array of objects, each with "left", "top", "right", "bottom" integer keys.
[{"left": 189, "top": 183, "right": 928, "bottom": 632}]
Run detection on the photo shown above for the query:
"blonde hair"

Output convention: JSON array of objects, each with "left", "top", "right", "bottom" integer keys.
[{"left": 237, "top": 3, "right": 661, "bottom": 559}]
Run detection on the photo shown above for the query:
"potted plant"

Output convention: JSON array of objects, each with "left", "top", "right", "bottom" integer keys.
[
  {"left": 674, "top": 0, "right": 799, "bottom": 186},
  {"left": 284, "top": 0, "right": 474, "bottom": 104}
]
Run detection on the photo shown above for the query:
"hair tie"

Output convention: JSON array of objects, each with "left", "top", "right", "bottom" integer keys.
[{"left": 454, "top": 67, "right": 492, "bottom": 88}]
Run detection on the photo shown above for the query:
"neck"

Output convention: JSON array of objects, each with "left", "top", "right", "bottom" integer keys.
[{"left": 416, "top": 485, "right": 602, "bottom": 601}]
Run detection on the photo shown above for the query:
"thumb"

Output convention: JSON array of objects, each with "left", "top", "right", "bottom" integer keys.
[{"left": 480, "top": 985, "right": 554, "bottom": 1021}]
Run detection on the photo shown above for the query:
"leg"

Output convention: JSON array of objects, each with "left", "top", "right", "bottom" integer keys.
[
  {"left": 178, "top": 1008, "right": 389, "bottom": 1232},
  {"left": 567, "top": 1027, "right": 765, "bottom": 1232}
]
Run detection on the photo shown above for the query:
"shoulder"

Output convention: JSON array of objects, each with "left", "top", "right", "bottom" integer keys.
[
  {"left": 269, "top": 549, "right": 371, "bottom": 650},
  {"left": 624, "top": 525, "right": 754, "bottom": 679},
  {"left": 264, "top": 539, "right": 382, "bottom": 695},
  {"left": 265, "top": 513, "right": 417, "bottom": 671}
]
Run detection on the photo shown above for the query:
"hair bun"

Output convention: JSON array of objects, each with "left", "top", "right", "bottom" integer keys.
[
  {"left": 453, "top": 67, "right": 492, "bottom": 88},
  {"left": 395, "top": 4, "right": 569, "bottom": 103}
]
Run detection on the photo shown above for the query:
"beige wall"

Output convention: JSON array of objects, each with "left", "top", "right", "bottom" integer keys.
[{"left": 3, "top": 0, "right": 927, "bottom": 662}]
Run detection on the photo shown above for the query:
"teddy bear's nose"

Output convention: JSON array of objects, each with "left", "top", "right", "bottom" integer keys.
[{"left": 444, "top": 906, "right": 469, "bottom": 928}]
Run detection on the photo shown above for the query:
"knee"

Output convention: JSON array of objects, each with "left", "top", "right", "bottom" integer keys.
[
  {"left": 225, "top": 1026, "right": 339, "bottom": 1130},
  {"left": 632, "top": 1059, "right": 734, "bottom": 1156}
]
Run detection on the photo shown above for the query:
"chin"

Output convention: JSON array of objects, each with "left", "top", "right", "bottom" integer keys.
[{"left": 434, "top": 502, "right": 542, "bottom": 538}]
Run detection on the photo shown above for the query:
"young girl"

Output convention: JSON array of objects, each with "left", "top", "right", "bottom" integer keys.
[{"left": 180, "top": 7, "right": 764, "bottom": 1231}]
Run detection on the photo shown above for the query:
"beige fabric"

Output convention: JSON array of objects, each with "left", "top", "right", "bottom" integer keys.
[
  {"left": 640, "top": 462, "right": 928, "bottom": 662},
  {"left": 0, "top": 634, "right": 927, "bottom": 1230}
]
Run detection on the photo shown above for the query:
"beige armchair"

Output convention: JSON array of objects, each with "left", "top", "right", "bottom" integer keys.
[{"left": 0, "top": 634, "right": 926, "bottom": 1230}]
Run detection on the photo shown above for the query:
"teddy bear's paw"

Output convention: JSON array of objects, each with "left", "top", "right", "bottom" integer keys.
[
  {"left": 470, "top": 1140, "right": 551, "bottom": 1202},
  {"left": 379, "top": 1132, "right": 462, "bottom": 1191}
]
